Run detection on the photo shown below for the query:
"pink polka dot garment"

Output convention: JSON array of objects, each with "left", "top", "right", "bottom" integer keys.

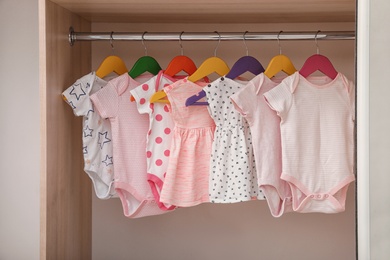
[
  {"left": 160, "top": 78, "right": 216, "bottom": 207},
  {"left": 130, "top": 71, "right": 178, "bottom": 211}
]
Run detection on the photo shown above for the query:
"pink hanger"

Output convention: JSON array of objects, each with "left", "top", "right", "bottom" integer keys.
[{"left": 299, "top": 31, "right": 338, "bottom": 80}]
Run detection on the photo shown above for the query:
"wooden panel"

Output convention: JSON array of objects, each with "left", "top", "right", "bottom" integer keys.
[
  {"left": 39, "top": 0, "right": 92, "bottom": 259},
  {"left": 50, "top": 0, "right": 355, "bottom": 23}
]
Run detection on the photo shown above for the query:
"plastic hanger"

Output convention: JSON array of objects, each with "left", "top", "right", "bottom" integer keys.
[
  {"left": 128, "top": 32, "right": 162, "bottom": 79},
  {"left": 299, "top": 31, "right": 338, "bottom": 80},
  {"left": 225, "top": 31, "right": 265, "bottom": 79},
  {"left": 185, "top": 32, "right": 230, "bottom": 106},
  {"left": 96, "top": 32, "right": 128, "bottom": 79},
  {"left": 150, "top": 32, "right": 198, "bottom": 104},
  {"left": 187, "top": 32, "right": 230, "bottom": 83},
  {"left": 164, "top": 32, "right": 198, "bottom": 77},
  {"left": 129, "top": 32, "right": 162, "bottom": 102},
  {"left": 264, "top": 31, "right": 297, "bottom": 78}
]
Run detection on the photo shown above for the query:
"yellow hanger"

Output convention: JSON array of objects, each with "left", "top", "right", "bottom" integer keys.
[
  {"left": 187, "top": 31, "right": 230, "bottom": 82},
  {"left": 149, "top": 90, "right": 170, "bottom": 104},
  {"left": 188, "top": 57, "right": 229, "bottom": 82},
  {"left": 96, "top": 32, "right": 128, "bottom": 79},
  {"left": 264, "top": 54, "right": 297, "bottom": 78},
  {"left": 264, "top": 31, "right": 297, "bottom": 78},
  {"left": 96, "top": 55, "right": 128, "bottom": 79}
]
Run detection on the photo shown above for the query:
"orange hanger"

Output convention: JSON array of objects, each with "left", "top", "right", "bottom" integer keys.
[
  {"left": 150, "top": 32, "right": 198, "bottom": 104},
  {"left": 165, "top": 32, "right": 197, "bottom": 77}
]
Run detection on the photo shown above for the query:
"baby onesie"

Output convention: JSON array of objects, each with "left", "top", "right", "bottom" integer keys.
[
  {"left": 231, "top": 73, "right": 293, "bottom": 217},
  {"left": 90, "top": 73, "right": 167, "bottom": 218},
  {"left": 263, "top": 72, "right": 355, "bottom": 213},
  {"left": 204, "top": 77, "right": 264, "bottom": 203},
  {"left": 62, "top": 72, "right": 116, "bottom": 199},
  {"left": 130, "top": 71, "right": 177, "bottom": 211},
  {"left": 159, "top": 78, "right": 215, "bottom": 207}
]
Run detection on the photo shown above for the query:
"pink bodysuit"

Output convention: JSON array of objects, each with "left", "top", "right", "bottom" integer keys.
[
  {"left": 90, "top": 73, "right": 167, "bottom": 218},
  {"left": 159, "top": 78, "right": 215, "bottom": 207},
  {"left": 263, "top": 72, "right": 355, "bottom": 213},
  {"left": 231, "top": 73, "right": 293, "bottom": 217}
]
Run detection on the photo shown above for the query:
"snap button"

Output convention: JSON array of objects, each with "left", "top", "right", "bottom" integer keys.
[
  {"left": 317, "top": 195, "right": 321, "bottom": 198},
  {"left": 325, "top": 194, "right": 329, "bottom": 198},
  {"left": 310, "top": 195, "right": 314, "bottom": 198}
]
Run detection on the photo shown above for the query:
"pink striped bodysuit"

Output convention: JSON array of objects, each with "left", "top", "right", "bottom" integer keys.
[{"left": 264, "top": 72, "right": 355, "bottom": 213}]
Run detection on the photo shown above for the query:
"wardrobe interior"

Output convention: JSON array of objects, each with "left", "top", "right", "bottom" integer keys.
[{"left": 40, "top": 1, "right": 357, "bottom": 259}]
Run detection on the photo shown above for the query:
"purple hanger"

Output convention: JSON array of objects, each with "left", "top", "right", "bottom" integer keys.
[
  {"left": 185, "top": 89, "right": 208, "bottom": 106},
  {"left": 226, "top": 56, "right": 265, "bottom": 79}
]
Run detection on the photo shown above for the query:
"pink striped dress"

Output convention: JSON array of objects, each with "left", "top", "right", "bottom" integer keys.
[{"left": 160, "top": 78, "right": 215, "bottom": 207}]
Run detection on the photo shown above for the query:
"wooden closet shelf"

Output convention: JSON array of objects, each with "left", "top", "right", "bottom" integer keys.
[{"left": 51, "top": 0, "right": 355, "bottom": 23}]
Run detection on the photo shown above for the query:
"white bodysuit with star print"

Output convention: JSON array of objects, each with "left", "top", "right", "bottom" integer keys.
[{"left": 62, "top": 72, "right": 116, "bottom": 199}]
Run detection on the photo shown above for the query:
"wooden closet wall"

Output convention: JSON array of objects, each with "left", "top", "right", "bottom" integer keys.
[{"left": 39, "top": 0, "right": 356, "bottom": 259}]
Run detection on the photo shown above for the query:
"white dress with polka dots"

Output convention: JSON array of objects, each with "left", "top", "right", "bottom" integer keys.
[{"left": 204, "top": 77, "right": 265, "bottom": 203}]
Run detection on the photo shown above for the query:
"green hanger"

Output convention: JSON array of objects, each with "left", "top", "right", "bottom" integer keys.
[
  {"left": 128, "top": 56, "right": 162, "bottom": 78},
  {"left": 128, "top": 32, "right": 162, "bottom": 78}
]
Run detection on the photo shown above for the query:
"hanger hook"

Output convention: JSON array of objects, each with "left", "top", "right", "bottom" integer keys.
[
  {"left": 110, "top": 31, "right": 115, "bottom": 53},
  {"left": 214, "top": 31, "right": 221, "bottom": 57},
  {"left": 243, "top": 31, "right": 249, "bottom": 56},
  {"left": 315, "top": 30, "right": 321, "bottom": 54},
  {"left": 142, "top": 31, "right": 148, "bottom": 56},
  {"left": 277, "top": 30, "right": 283, "bottom": 55},
  {"left": 179, "top": 31, "right": 184, "bottom": 56}
]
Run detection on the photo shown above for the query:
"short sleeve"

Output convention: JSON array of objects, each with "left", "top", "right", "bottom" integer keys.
[
  {"left": 263, "top": 76, "right": 294, "bottom": 119},
  {"left": 129, "top": 77, "right": 156, "bottom": 114},
  {"left": 62, "top": 77, "right": 92, "bottom": 117},
  {"left": 230, "top": 82, "right": 258, "bottom": 126},
  {"left": 90, "top": 81, "right": 119, "bottom": 119}
]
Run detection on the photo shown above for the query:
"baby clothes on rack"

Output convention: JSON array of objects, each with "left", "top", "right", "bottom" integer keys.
[
  {"left": 130, "top": 70, "right": 178, "bottom": 211},
  {"left": 204, "top": 77, "right": 264, "bottom": 203},
  {"left": 90, "top": 73, "right": 168, "bottom": 218},
  {"left": 263, "top": 72, "right": 355, "bottom": 213},
  {"left": 231, "top": 73, "right": 293, "bottom": 217},
  {"left": 62, "top": 72, "right": 116, "bottom": 199},
  {"left": 159, "top": 78, "right": 215, "bottom": 207}
]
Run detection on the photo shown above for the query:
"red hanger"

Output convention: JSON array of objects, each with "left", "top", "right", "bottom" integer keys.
[
  {"left": 299, "top": 31, "right": 338, "bottom": 80},
  {"left": 299, "top": 54, "right": 338, "bottom": 80}
]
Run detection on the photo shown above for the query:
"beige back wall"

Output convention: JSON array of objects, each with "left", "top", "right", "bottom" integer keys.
[{"left": 90, "top": 22, "right": 356, "bottom": 260}]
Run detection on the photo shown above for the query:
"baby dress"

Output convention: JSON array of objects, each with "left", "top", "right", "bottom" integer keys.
[
  {"left": 91, "top": 73, "right": 167, "bottom": 218},
  {"left": 159, "top": 78, "right": 215, "bottom": 207},
  {"left": 231, "top": 73, "right": 293, "bottom": 217},
  {"left": 62, "top": 72, "right": 116, "bottom": 199},
  {"left": 204, "top": 76, "right": 265, "bottom": 203}
]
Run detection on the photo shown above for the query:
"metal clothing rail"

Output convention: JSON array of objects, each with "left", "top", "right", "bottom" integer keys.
[{"left": 68, "top": 27, "right": 355, "bottom": 46}]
